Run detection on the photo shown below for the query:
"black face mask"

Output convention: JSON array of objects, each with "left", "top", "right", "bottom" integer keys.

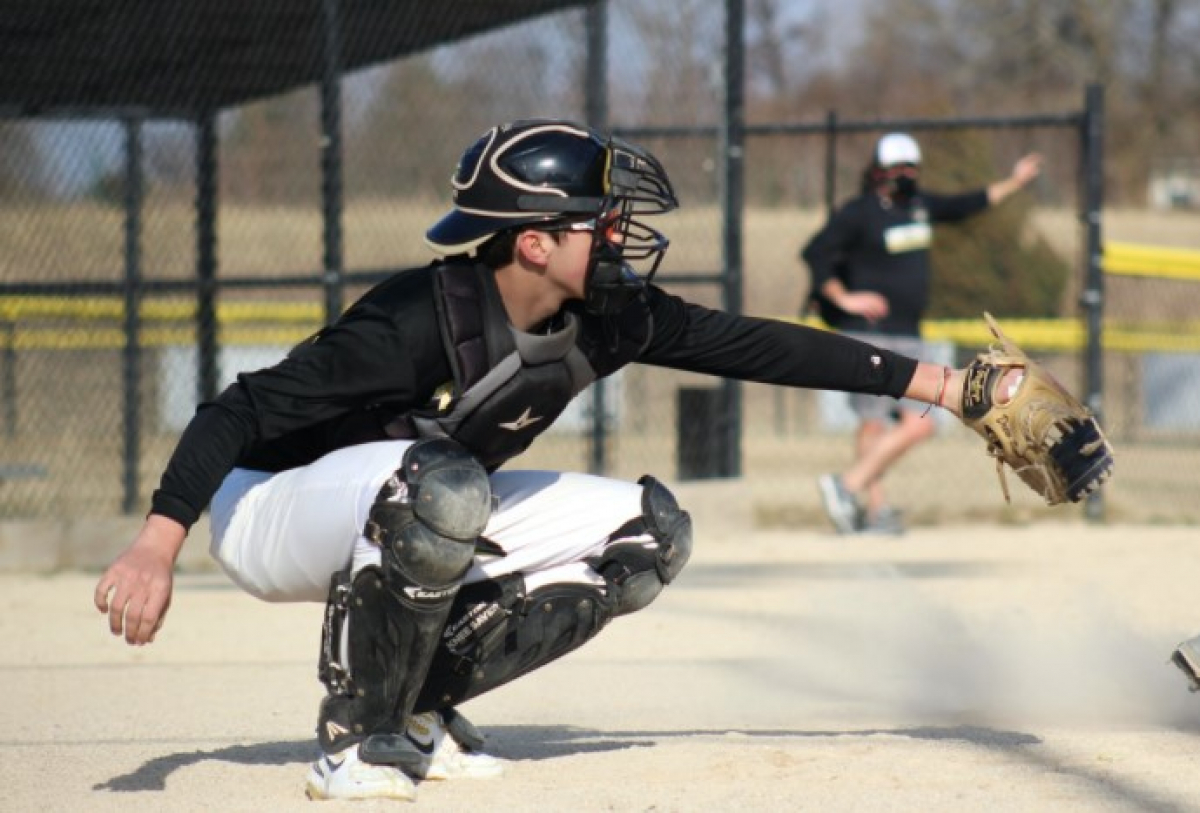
[{"left": 893, "top": 175, "right": 919, "bottom": 202}]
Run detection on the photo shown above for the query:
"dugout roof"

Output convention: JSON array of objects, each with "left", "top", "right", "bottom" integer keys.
[{"left": 0, "top": 0, "right": 594, "bottom": 118}]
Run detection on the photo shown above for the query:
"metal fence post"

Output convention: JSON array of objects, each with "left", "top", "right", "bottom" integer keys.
[
  {"left": 823, "top": 109, "right": 838, "bottom": 214},
  {"left": 586, "top": 0, "right": 609, "bottom": 476},
  {"left": 719, "top": 0, "right": 745, "bottom": 478},
  {"left": 321, "top": 0, "right": 345, "bottom": 325},
  {"left": 2, "top": 321, "right": 15, "bottom": 438},
  {"left": 122, "top": 116, "right": 144, "bottom": 515},
  {"left": 196, "top": 112, "right": 219, "bottom": 404},
  {"left": 1080, "top": 83, "right": 1105, "bottom": 522}
]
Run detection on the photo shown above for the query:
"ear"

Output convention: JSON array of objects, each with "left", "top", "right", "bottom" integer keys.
[{"left": 515, "top": 229, "right": 553, "bottom": 267}]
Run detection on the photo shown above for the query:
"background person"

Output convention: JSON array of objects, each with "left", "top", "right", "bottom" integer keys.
[{"left": 802, "top": 132, "right": 1042, "bottom": 535}]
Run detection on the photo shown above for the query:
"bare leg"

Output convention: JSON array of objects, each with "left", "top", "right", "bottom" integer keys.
[
  {"left": 855, "top": 419, "right": 888, "bottom": 516},
  {"left": 842, "top": 407, "right": 937, "bottom": 497}
]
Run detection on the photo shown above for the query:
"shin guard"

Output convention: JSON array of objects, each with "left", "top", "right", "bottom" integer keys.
[{"left": 316, "top": 439, "right": 491, "bottom": 765}]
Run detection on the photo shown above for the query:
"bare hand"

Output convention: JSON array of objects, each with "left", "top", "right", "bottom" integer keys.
[
  {"left": 1011, "top": 153, "right": 1042, "bottom": 187},
  {"left": 93, "top": 515, "right": 186, "bottom": 645},
  {"left": 837, "top": 291, "right": 890, "bottom": 322}
]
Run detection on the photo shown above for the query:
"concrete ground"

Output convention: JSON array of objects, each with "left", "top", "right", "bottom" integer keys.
[{"left": 6, "top": 521, "right": 1200, "bottom": 812}]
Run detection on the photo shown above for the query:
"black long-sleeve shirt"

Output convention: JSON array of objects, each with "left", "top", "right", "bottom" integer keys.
[
  {"left": 151, "top": 264, "right": 918, "bottom": 530},
  {"left": 802, "top": 189, "right": 989, "bottom": 336}
]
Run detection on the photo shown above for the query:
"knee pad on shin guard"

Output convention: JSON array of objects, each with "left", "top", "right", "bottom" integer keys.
[
  {"left": 368, "top": 438, "right": 493, "bottom": 588},
  {"left": 317, "top": 439, "right": 491, "bottom": 760},
  {"left": 590, "top": 475, "right": 693, "bottom": 616}
]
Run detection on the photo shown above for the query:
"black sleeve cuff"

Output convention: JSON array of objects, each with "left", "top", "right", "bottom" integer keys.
[
  {"left": 876, "top": 348, "right": 920, "bottom": 399},
  {"left": 149, "top": 490, "right": 201, "bottom": 531}
]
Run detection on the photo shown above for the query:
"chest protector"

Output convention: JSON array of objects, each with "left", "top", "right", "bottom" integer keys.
[{"left": 389, "top": 264, "right": 648, "bottom": 470}]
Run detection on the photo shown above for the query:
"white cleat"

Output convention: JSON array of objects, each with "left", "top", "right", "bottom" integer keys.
[
  {"left": 405, "top": 710, "right": 506, "bottom": 780},
  {"left": 305, "top": 744, "right": 417, "bottom": 802}
]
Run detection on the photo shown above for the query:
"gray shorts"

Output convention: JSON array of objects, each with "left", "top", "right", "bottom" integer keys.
[{"left": 844, "top": 332, "right": 930, "bottom": 423}]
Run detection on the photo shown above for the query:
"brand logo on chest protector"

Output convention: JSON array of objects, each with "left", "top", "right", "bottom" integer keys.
[{"left": 498, "top": 406, "right": 544, "bottom": 431}]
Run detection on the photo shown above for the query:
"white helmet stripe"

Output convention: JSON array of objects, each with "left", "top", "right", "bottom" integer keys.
[
  {"left": 451, "top": 126, "right": 498, "bottom": 192},
  {"left": 486, "top": 123, "right": 595, "bottom": 197}
]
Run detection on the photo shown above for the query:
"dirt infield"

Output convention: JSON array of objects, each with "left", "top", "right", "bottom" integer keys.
[{"left": 7, "top": 521, "right": 1200, "bottom": 812}]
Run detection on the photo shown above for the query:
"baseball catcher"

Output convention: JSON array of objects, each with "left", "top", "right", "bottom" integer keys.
[{"left": 95, "top": 119, "right": 1113, "bottom": 804}]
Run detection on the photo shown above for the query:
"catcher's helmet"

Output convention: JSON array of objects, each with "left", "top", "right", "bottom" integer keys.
[{"left": 426, "top": 120, "right": 678, "bottom": 315}]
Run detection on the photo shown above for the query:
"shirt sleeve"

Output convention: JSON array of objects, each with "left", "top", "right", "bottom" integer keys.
[
  {"left": 639, "top": 286, "right": 917, "bottom": 396},
  {"left": 150, "top": 302, "right": 424, "bottom": 530},
  {"left": 924, "top": 189, "right": 989, "bottom": 223}
]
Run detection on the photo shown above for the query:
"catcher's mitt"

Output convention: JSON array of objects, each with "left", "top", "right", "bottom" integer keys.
[{"left": 961, "top": 313, "right": 1114, "bottom": 505}]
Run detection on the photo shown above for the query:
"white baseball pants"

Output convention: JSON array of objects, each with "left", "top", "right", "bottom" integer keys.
[{"left": 208, "top": 440, "right": 645, "bottom": 603}]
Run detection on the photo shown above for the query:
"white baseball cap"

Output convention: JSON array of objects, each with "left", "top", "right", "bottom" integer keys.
[{"left": 876, "top": 133, "right": 921, "bottom": 167}]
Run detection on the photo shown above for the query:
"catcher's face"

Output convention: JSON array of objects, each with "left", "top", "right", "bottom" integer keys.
[{"left": 549, "top": 226, "right": 597, "bottom": 301}]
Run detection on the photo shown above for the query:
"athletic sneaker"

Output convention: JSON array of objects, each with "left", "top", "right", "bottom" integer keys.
[
  {"left": 403, "top": 710, "right": 505, "bottom": 780},
  {"left": 862, "top": 506, "right": 905, "bottom": 536},
  {"left": 305, "top": 744, "right": 417, "bottom": 802},
  {"left": 818, "top": 473, "right": 864, "bottom": 534},
  {"left": 1172, "top": 636, "right": 1200, "bottom": 692}
]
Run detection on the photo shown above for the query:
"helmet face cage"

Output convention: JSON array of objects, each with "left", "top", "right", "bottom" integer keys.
[{"left": 578, "top": 138, "right": 675, "bottom": 315}]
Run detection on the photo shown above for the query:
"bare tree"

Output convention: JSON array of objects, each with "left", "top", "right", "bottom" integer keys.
[
  {"left": 222, "top": 90, "right": 321, "bottom": 204},
  {"left": 617, "top": 0, "right": 722, "bottom": 126}
]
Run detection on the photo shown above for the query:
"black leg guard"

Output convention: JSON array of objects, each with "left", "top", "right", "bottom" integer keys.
[
  {"left": 316, "top": 439, "right": 491, "bottom": 766},
  {"left": 413, "top": 573, "right": 615, "bottom": 712},
  {"left": 412, "top": 476, "right": 692, "bottom": 710}
]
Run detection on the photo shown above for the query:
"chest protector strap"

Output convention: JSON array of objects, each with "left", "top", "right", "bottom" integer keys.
[{"left": 408, "top": 264, "right": 597, "bottom": 469}]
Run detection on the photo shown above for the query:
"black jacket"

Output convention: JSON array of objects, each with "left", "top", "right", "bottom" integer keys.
[{"left": 802, "top": 189, "right": 989, "bottom": 336}]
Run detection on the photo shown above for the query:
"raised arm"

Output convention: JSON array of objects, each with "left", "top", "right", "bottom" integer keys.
[{"left": 987, "top": 152, "right": 1042, "bottom": 205}]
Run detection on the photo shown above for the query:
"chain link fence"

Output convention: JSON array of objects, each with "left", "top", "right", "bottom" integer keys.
[{"left": 2, "top": 1, "right": 1198, "bottom": 530}]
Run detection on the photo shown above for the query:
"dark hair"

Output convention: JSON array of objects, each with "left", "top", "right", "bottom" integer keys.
[
  {"left": 476, "top": 230, "right": 519, "bottom": 269},
  {"left": 861, "top": 160, "right": 888, "bottom": 194}
]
